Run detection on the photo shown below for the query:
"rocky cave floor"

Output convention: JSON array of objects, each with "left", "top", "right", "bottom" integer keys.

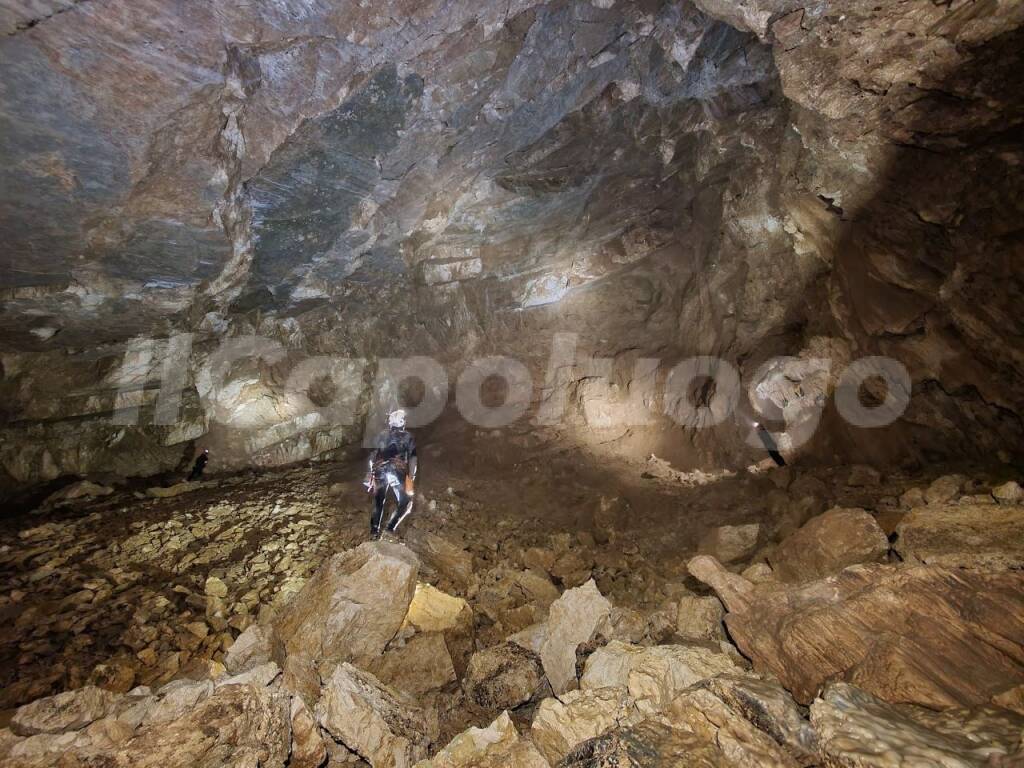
[{"left": 1, "top": 446, "right": 1023, "bottom": 766}]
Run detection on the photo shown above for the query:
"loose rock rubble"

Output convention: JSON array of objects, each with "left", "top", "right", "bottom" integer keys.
[{"left": 2, "top": 462, "right": 1024, "bottom": 766}]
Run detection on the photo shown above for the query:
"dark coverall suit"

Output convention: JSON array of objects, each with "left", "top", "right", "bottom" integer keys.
[
  {"left": 368, "top": 427, "right": 417, "bottom": 537},
  {"left": 756, "top": 424, "right": 787, "bottom": 467}
]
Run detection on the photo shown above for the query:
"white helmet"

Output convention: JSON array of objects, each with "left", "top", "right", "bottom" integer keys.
[{"left": 388, "top": 409, "right": 407, "bottom": 429}]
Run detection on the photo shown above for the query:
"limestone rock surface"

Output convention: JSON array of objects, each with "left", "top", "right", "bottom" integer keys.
[
  {"left": 894, "top": 503, "right": 1024, "bottom": 571},
  {"left": 770, "top": 508, "right": 889, "bottom": 583},
  {"left": 539, "top": 579, "right": 612, "bottom": 694}
]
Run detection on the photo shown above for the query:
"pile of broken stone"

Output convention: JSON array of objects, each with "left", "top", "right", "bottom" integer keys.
[{"left": 2, "top": 475, "right": 1023, "bottom": 767}]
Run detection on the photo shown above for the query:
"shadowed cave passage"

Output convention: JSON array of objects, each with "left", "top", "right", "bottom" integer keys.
[{"left": 1, "top": 1, "right": 1023, "bottom": 766}]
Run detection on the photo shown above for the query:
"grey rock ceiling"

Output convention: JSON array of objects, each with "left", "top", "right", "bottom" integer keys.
[{"left": 0, "top": 0, "right": 1022, "bottom": 488}]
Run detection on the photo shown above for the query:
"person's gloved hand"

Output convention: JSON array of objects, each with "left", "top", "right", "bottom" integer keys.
[
  {"left": 364, "top": 475, "right": 375, "bottom": 493},
  {"left": 405, "top": 476, "right": 415, "bottom": 496}
]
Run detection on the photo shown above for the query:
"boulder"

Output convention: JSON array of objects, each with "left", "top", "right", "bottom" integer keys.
[
  {"left": 316, "top": 663, "right": 433, "bottom": 768},
  {"left": 224, "top": 623, "right": 273, "bottom": 674},
  {"left": 696, "top": 674, "right": 818, "bottom": 763},
  {"left": 273, "top": 542, "right": 419, "bottom": 699},
  {"left": 560, "top": 715, "right": 795, "bottom": 768},
  {"left": 146, "top": 481, "right": 203, "bottom": 499},
  {"left": 698, "top": 523, "right": 761, "bottom": 564},
  {"left": 580, "top": 641, "right": 740, "bottom": 715},
  {"left": 899, "top": 487, "right": 926, "bottom": 509},
  {"left": 215, "top": 661, "right": 280, "bottom": 689},
  {"left": 811, "top": 683, "right": 1024, "bottom": 767},
  {"left": 11, "top": 686, "right": 119, "bottom": 736},
  {"left": 687, "top": 555, "right": 756, "bottom": 614},
  {"left": 675, "top": 595, "right": 725, "bottom": 643},
  {"left": 41, "top": 480, "right": 114, "bottom": 507},
  {"left": 9, "top": 684, "right": 293, "bottom": 768},
  {"left": 476, "top": 567, "right": 560, "bottom": 644},
  {"left": 404, "top": 531, "right": 474, "bottom": 589},
  {"left": 924, "top": 474, "right": 965, "bottom": 505},
  {"left": 402, "top": 583, "right": 475, "bottom": 678},
  {"left": 769, "top": 508, "right": 889, "bottom": 583},
  {"left": 124, "top": 683, "right": 291, "bottom": 767},
  {"left": 741, "top": 562, "right": 775, "bottom": 584},
  {"left": 370, "top": 633, "right": 457, "bottom": 696},
  {"left": 414, "top": 711, "right": 550, "bottom": 768},
  {"left": 711, "top": 564, "right": 1024, "bottom": 709},
  {"left": 463, "top": 642, "right": 546, "bottom": 712},
  {"left": 895, "top": 502, "right": 1024, "bottom": 570},
  {"left": 665, "top": 686, "right": 802, "bottom": 767},
  {"left": 289, "top": 697, "right": 327, "bottom": 768},
  {"left": 993, "top": 480, "right": 1024, "bottom": 505},
  {"left": 539, "top": 580, "right": 612, "bottom": 694},
  {"left": 404, "top": 584, "right": 469, "bottom": 634},
  {"left": 144, "top": 680, "right": 214, "bottom": 725},
  {"left": 531, "top": 686, "right": 638, "bottom": 765}
]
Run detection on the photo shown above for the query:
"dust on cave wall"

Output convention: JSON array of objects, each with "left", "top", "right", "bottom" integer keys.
[{"left": 0, "top": 0, "right": 1022, "bottom": 496}]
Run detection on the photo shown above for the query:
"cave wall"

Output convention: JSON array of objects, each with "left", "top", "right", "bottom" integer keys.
[{"left": 1, "top": 0, "right": 1022, "bottom": 494}]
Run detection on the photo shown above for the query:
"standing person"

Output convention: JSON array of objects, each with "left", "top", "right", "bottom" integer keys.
[
  {"left": 364, "top": 409, "right": 418, "bottom": 540},
  {"left": 188, "top": 448, "right": 210, "bottom": 481}
]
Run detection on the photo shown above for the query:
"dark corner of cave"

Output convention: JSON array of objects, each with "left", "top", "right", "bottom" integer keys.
[{"left": 0, "top": 0, "right": 1023, "bottom": 765}]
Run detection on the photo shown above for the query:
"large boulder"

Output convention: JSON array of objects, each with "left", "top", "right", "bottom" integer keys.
[
  {"left": 475, "top": 567, "right": 560, "bottom": 644},
  {"left": 272, "top": 542, "right": 419, "bottom": 699},
  {"left": 539, "top": 580, "right": 612, "bottom": 694},
  {"left": 463, "top": 642, "right": 546, "bottom": 712},
  {"left": 224, "top": 624, "right": 273, "bottom": 675},
  {"left": 695, "top": 563, "right": 1024, "bottom": 709},
  {"left": 695, "top": 674, "right": 819, "bottom": 763},
  {"left": 664, "top": 685, "right": 803, "bottom": 768},
  {"left": 402, "top": 583, "right": 475, "bottom": 679},
  {"left": 993, "top": 481, "right": 1024, "bottom": 505},
  {"left": 580, "top": 641, "right": 740, "bottom": 715},
  {"left": 686, "top": 555, "right": 757, "bottom": 614},
  {"left": 369, "top": 633, "right": 458, "bottom": 696},
  {"left": 11, "top": 686, "right": 119, "bottom": 736},
  {"left": 404, "top": 531, "right": 475, "bottom": 591},
  {"left": 4, "top": 684, "right": 293, "bottom": 768},
  {"left": 531, "top": 687, "right": 638, "bottom": 765},
  {"left": 414, "top": 711, "right": 550, "bottom": 768},
  {"left": 894, "top": 502, "right": 1024, "bottom": 570},
  {"left": 769, "top": 508, "right": 889, "bottom": 583},
  {"left": 698, "top": 523, "right": 761, "bottom": 564},
  {"left": 811, "top": 683, "right": 1024, "bottom": 767},
  {"left": 924, "top": 475, "right": 966, "bottom": 505},
  {"left": 316, "top": 663, "right": 433, "bottom": 768},
  {"left": 675, "top": 595, "right": 726, "bottom": 643},
  {"left": 289, "top": 697, "right": 328, "bottom": 768}
]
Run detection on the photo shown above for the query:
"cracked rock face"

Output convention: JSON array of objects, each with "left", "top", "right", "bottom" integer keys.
[{"left": 1, "top": 0, "right": 1023, "bottom": 491}]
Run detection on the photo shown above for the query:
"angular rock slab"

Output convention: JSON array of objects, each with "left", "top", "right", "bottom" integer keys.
[
  {"left": 695, "top": 674, "right": 818, "bottom": 763},
  {"left": 580, "top": 641, "right": 740, "bottom": 716},
  {"left": 811, "top": 683, "right": 1024, "bottom": 768},
  {"left": 4, "top": 685, "right": 292, "bottom": 768},
  {"left": 11, "top": 686, "right": 119, "bottom": 736},
  {"left": 414, "top": 711, "right": 550, "bottom": 768},
  {"left": 895, "top": 502, "right": 1024, "bottom": 570},
  {"left": 716, "top": 564, "right": 1024, "bottom": 708},
  {"left": 531, "top": 686, "right": 638, "bottom": 765},
  {"left": 316, "top": 663, "right": 433, "bottom": 768},
  {"left": 770, "top": 508, "right": 889, "bottom": 583},
  {"left": 539, "top": 579, "right": 612, "bottom": 694},
  {"left": 273, "top": 542, "right": 419, "bottom": 698},
  {"left": 369, "top": 632, "right": 458, "bottom": 696},
  {"left": 698, "top": 523, "right": 761, "bottom": 564}
]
